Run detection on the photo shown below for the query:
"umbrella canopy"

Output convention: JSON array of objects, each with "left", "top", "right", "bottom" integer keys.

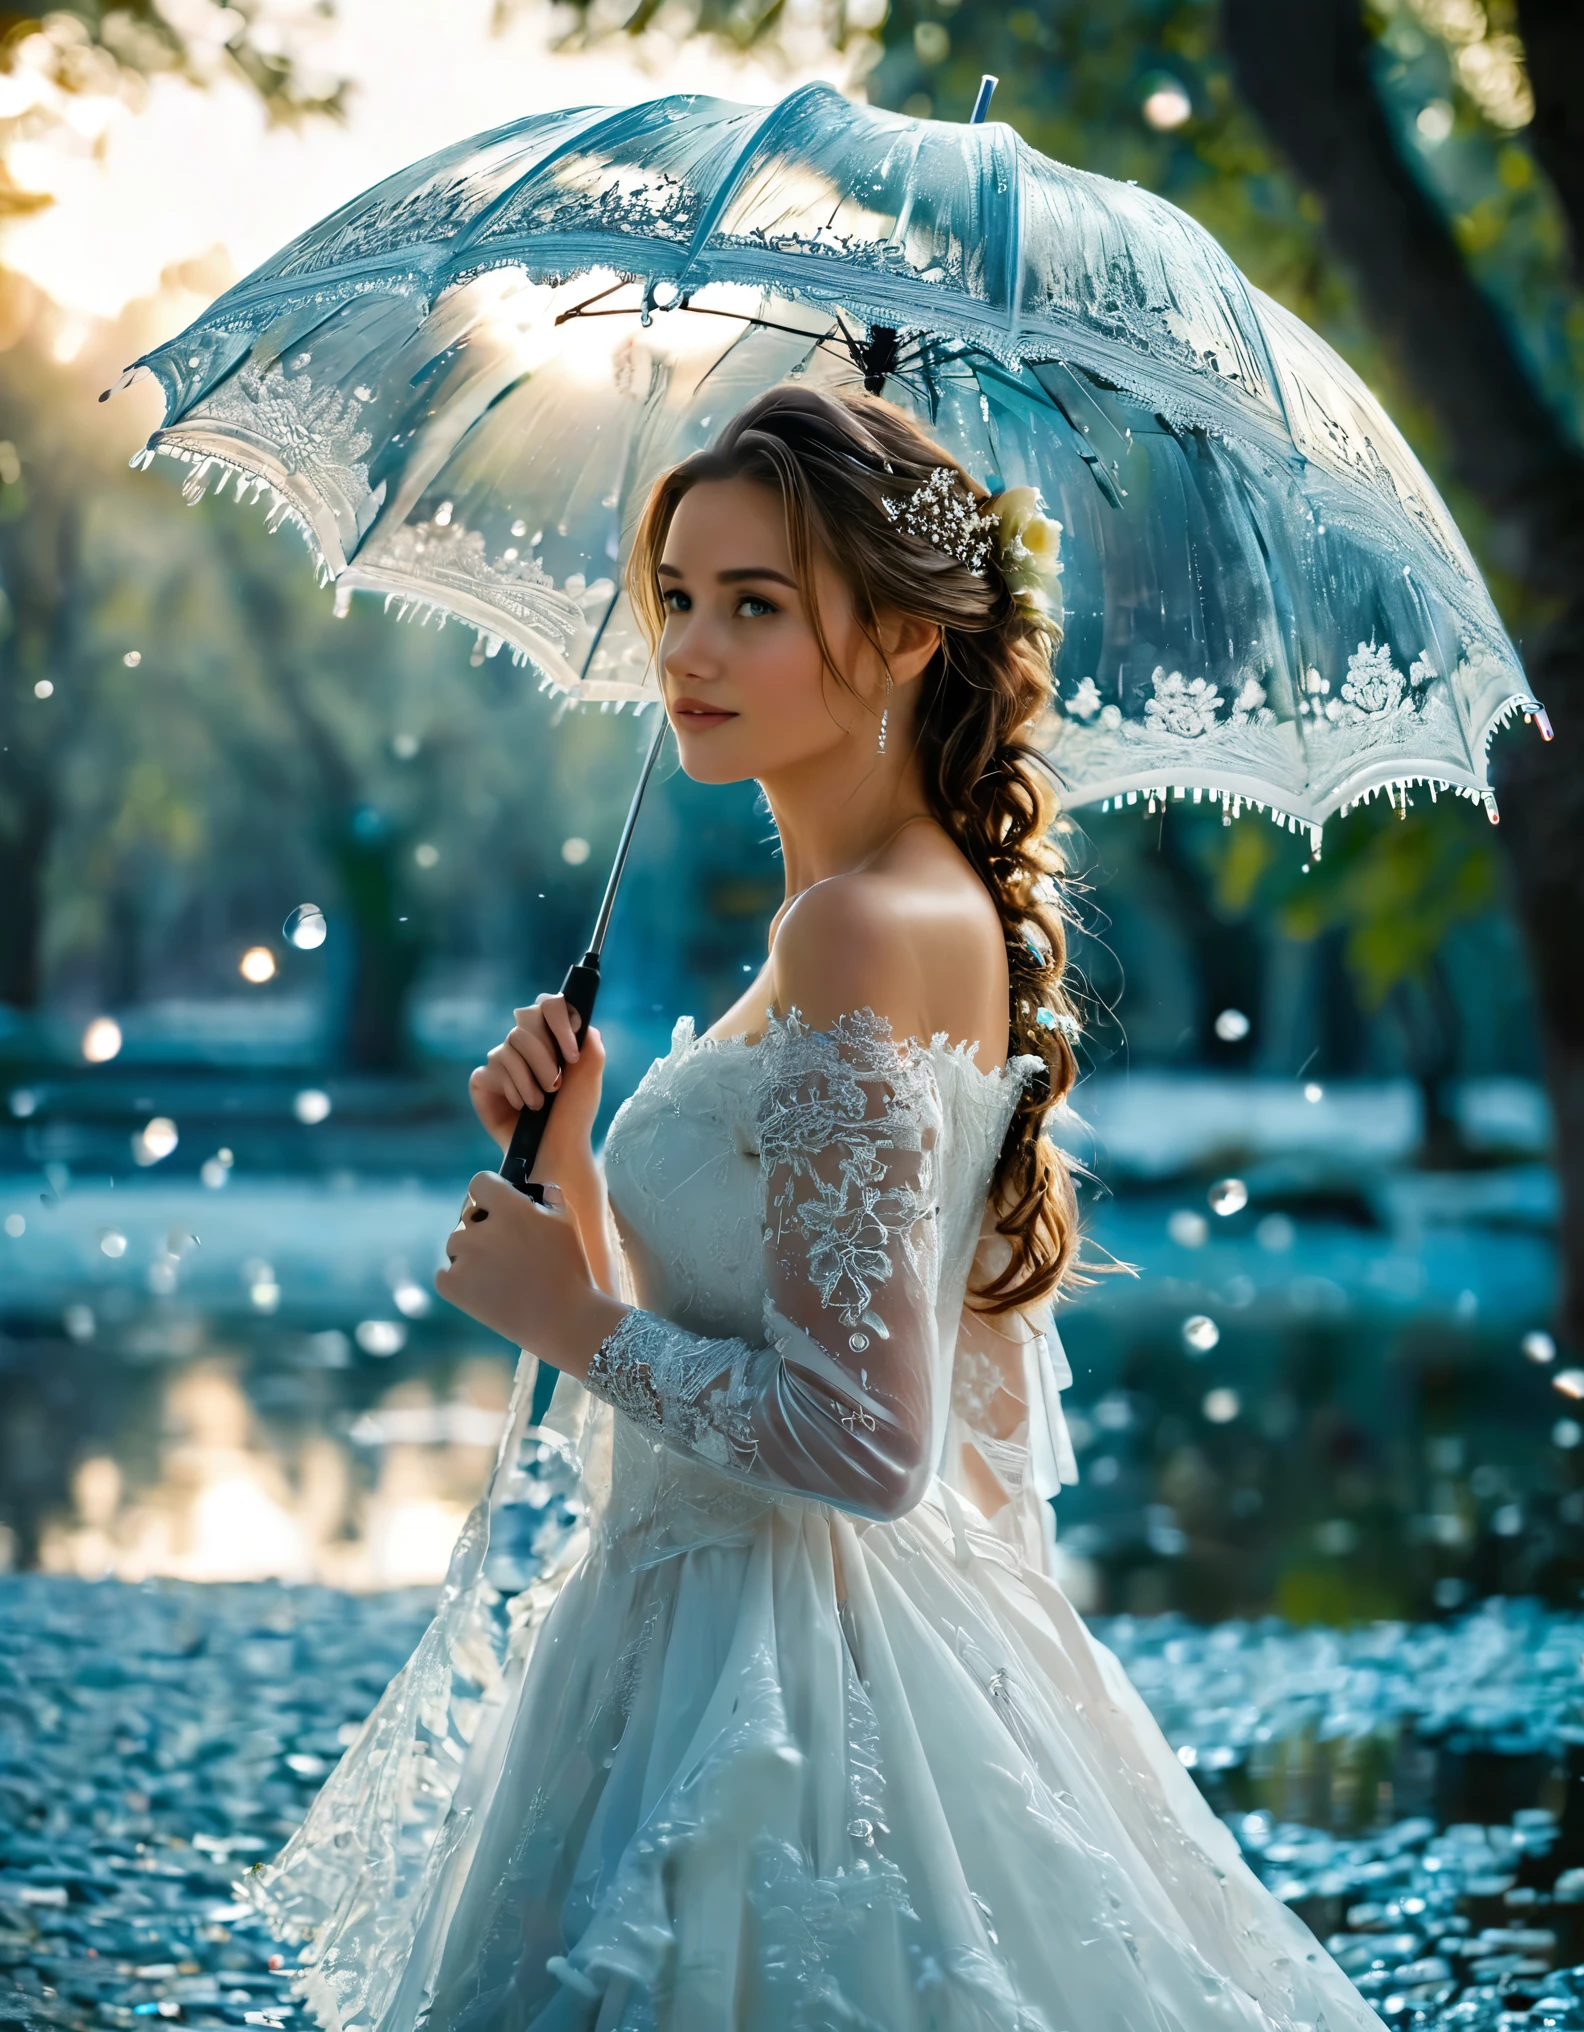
[{"left": 120, "top": 82, "right": 1545, "bottom": 844}]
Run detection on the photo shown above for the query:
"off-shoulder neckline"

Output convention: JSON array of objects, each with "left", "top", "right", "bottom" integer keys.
[{"left": 673, "top": 1008, "right": 1038, "bottom": 1087}]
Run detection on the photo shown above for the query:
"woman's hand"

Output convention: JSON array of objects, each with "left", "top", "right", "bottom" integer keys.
[
  {"left": 435, "top": 1172, "right": 626, "bottom": 1373},
  {"left": 470, "top": 994, "right": 605, "bottom": 1180}
]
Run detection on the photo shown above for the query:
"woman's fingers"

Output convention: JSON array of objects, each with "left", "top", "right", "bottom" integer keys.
[
  {"left": 509, "top": 1022, "right": 562, "bottom": 1096},
  {"left": 484, "top": 1045, "right": 541, "bottom": 1112},
  {"left": 541, "top": 995, "right": 582, "bottom": 1065}
]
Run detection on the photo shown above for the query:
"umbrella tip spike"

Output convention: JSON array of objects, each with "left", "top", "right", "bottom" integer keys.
[{"left": 969, "top": 74, "right": 998, "bottom": 123}]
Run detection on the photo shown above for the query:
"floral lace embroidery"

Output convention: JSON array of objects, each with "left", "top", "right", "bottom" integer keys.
[
  {"left": 760, "top": 1010, "right": 939, "bottom": 1331},
  {"left": 584, "top": 1011, "right": 942, "bottom": 1506}
]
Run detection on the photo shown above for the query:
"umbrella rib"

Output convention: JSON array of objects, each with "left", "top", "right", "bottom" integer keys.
[
  {"left": 675, "top": 82, "right": 834, "bottom": 285},
  {"left": 1004, "top": 127, "right": 1025, "bottom": 353},
  {"left": 559, "top": 301, "right": 840, "bottom": 349},
  {"left": 450, "top": 102, "right": 656, "bottom": 262},
  {"left": 553, "top": 277, "right": 635, "bottom": 325}
]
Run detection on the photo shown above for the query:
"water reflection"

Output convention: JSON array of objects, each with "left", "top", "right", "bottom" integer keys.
[{"left": 36, "top": 1357, "right": 510, "bottom": 1589}]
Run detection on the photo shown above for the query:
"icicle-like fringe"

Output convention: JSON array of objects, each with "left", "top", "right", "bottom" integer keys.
[{"left": 141, "top": 438, "right": 667, "bottom": 718}]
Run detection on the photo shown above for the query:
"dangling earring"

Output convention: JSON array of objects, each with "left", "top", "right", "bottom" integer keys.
[{"left": 877, "top": 669, "right": 892, "bottom": 755}]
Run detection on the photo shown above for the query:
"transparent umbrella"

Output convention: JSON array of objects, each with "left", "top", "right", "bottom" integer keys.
[
  {"left": 114, "top": 79, "right": 1551, "bottom": 1179},
  {"left": 116, "top": 78, "right": 1548, "bottom": 856}
]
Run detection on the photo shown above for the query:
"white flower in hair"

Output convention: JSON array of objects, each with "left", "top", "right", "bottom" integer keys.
[
  {"left": 880, "top": 468, "right": 1063, "bottom": 625},
  {"left": 990, "top": 484, "right": 1064, "bottom": 621}
]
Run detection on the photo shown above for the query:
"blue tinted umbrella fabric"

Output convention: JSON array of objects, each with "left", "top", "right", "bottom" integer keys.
[{"left": 123, "top": 83, "right": 1542, "bottom": 838}]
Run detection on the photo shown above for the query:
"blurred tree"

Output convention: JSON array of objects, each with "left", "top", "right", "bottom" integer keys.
[
  {"left": 1215, "top": 0, "right": 1584, "bottom": 1340},
  {"left": 0, "top": 344, "right": 101, "bottom": 1011}
]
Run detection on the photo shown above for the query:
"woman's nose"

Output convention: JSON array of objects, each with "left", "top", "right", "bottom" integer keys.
[{"left": 663, "top": 621, "right": 723, "bottom": 683}]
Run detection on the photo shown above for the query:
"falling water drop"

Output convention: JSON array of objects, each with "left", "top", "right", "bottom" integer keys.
[
  {"left": 133, "top": 1117, "right": 178, "bottom": 1166},
  {"left": 1214, "top": 1008, "right": 1250, "bottom": 1042},
  {"left": 1181, "top": 1314, "right": 1220, "bottom": 1355},
  {"left": 1208, "top": 1178, "right": 1248, "bottom": 1217},
  {"left": 284, "top": 904, "right": 328, "bottom": 950}
]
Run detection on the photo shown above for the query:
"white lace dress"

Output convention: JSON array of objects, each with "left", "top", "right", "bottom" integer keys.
[{"left": 244, "top": 1011, "right": 1384, "bottom": 2032}]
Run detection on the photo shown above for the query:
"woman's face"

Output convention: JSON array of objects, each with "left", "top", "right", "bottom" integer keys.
[{"left": 655, "top": 477, "right": 882, "bottom": 786}]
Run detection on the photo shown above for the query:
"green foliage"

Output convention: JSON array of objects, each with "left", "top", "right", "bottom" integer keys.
[{"left": 1191, "top": 801, "right": 1501, "bottom": 1009}]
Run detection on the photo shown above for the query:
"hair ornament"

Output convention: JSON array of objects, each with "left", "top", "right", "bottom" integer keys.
[
  {"left": 880, "top": 468, "right": 1063, "bottom": 622},
  {"left": 880, "top": 465, "right": 1000, "bottom": 575}
]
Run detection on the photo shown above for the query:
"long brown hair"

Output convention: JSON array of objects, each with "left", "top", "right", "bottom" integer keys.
[{"left": 627, "top": 385, "right": 1081, "bottom": 1313}]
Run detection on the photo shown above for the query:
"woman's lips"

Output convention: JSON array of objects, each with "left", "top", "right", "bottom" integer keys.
[{"left": 670, "top": 699, "right": 738, "bottom": 731}]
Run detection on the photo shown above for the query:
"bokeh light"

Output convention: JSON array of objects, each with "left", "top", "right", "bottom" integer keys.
[{"left": 81, "top": 1016, "right": 122, "bottom": 1063}]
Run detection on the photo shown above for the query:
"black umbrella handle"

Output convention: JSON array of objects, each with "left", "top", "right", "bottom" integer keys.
[{"left": 499, "top": 951, "right": 601, "bottom": 1201}]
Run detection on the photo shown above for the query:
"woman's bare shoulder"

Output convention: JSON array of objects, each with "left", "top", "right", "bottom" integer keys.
[{"left": 771, "top": 833, "right": 1006, "bottom": 1055}]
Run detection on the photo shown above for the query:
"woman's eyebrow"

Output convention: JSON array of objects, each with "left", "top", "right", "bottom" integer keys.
[{"left": 655, "top": 562, "right": 797, "bottom": 588}]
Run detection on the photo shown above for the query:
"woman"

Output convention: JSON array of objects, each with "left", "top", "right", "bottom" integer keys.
[{"left": 250, "top": 389, "right": 1382, "bottom": 2031}]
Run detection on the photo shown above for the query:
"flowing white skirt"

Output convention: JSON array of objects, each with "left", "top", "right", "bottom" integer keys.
[{"left": 247, "top": 1364, "right": 1383, "bottom": 2032}]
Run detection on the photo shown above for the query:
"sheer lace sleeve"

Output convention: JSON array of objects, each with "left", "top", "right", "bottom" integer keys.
[{"left": 584, "top": 1012, "right": 944, "bottom": 1522}]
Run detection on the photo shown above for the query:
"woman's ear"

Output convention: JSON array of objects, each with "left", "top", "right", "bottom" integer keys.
[{"left": 877, "top": 609, "right": 941, "bottom": 689}]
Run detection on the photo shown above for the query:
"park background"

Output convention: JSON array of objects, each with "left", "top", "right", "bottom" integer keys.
[{"left": 3, "top": 5, "right": 1584, "bottom": 2026}]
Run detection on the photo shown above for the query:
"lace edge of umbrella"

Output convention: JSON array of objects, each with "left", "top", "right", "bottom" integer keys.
[{"left": 136, "top": 431, "right": 1551, "bottom": 844}]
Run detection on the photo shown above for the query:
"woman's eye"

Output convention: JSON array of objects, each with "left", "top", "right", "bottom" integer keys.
[
  {"left": 737, "top": 595, "right": 776, "bottom": 618},
  {"left": 662, "top": 589, "right": 690, "bottom": 612}
]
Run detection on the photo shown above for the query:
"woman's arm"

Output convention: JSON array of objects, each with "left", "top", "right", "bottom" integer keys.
[
  {"left": 440, "top": 885, "right": 950, "bottom": 1521},
  {"left": 581, "top": 1001, "right": 943, "bottom": 1520},
  {"left": 553, "top": 1158, "right": 619, "bottom": 1299}
]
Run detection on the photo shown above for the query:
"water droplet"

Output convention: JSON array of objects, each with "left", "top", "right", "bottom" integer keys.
[
  {"left": 1208, "top": 1178, "right": 1248, "bottom": 1217},
  {"left": 33, "top": 679, "right": 53, "bottom": 699},
  {"left": 1553, "top": 1369, "right": 1584, "bottom": 1401},
  {"left": 511, "top": 518, "right": 527, "bottom": 537},
  {"left": 63, "top": 1302, "right": 95, "bottom": 1342},
  {"left": 848, "top": 1332, "right": 870, "bottom": 1352},
  {"left": 293, "top": 1089, "right": 332, "bottom": 1125},
  {"left": 1202, "top": 1385, "right": 1239, "bottom": 1422},
  {"left": 1303, "top": 1080, "right": 1324, "bottom": 1103},
  {"left": 356, "top": 1319, "right": 407, "bottom": 1356},
  {"left": 1523, "top": 1330, "right": 1556, "bottom": 1364},
  {"left": 414, "top": 842, "right": 439, "bottom": 869},
  {"left": 98, "top": 1229, "right": 128, "bottom": 1259},
  {"left": 240, "top": 946, "right": 276, "bottom": 984},
  {"left": 201, "top": 1155, "right": 231, "bottom": 1190},
  {"left": 1181, "top": 1314, "right": 1220, "bottom": 1354},
  {"left": 1255, "top": 1213, "right": 1295, "bottom": 1252},
  {"left": 1167, "top": 1209, "right": 1208, "bottom": 1249},
  {"left": 1213, "top": 1008, "right": 1249, "bottom": 1042},
  {"left": 133, "top": 1116, "right": 178, "bottom": 1165},
  {"left": 123, "top": 649, "right": 141, "bottom": 668},
  {"left": 4, "top": 1212, "right": 24, "bottom": 1237},
  {"left": 284, "top": 903, "right": 327, "bottom": 949},
  {"left": 1553, "top": 1418, "right": 1582, "bottom": 1449},
  {"left": 561, "top": 836, "right": 590, "bottom": 866},
  {"left": 9, "top": 1087, "right": 37, "bottom": 1118}
]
